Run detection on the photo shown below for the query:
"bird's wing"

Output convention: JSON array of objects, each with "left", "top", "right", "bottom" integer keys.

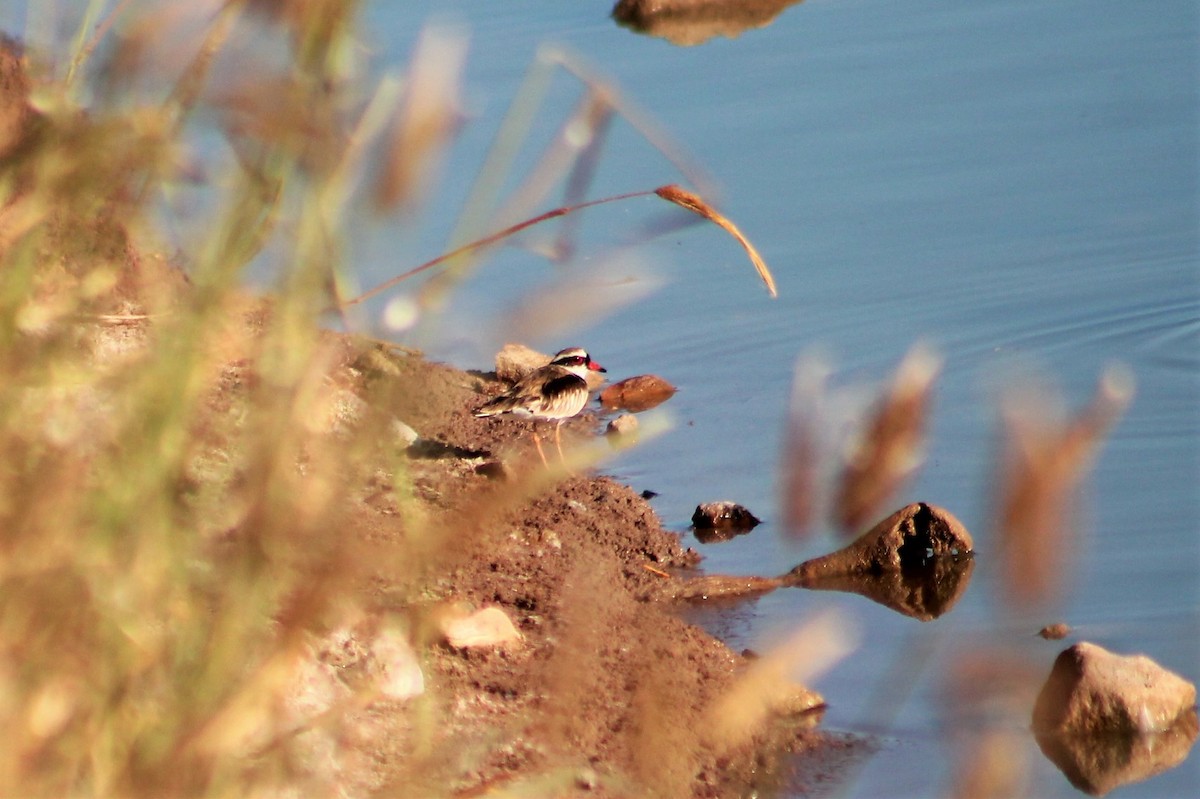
[
  {"left": 474, "top": 366, "right": 562, "bottom": 416},
  {"left": 533, "top": 373, "right": 588, "bottom": 416}
]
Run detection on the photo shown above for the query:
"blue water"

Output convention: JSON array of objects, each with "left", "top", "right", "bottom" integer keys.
[{"left": 8, "top": 1, "right": 1195, "bottom": 796}]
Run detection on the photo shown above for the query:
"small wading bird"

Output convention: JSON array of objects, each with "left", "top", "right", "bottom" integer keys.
[{"left": 474, "top": 347, "right": 607, "bottom": 465}]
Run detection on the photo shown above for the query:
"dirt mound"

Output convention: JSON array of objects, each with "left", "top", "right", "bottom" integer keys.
[{"left": 338, "top": 347, "right": 837, "bottom": 796}]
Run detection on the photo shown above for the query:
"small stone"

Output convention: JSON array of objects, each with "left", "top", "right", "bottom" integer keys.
[
  {"left": 392, "top": 419, "right": 419, "bottom": 447},
  {"left": 285, "top": 654, "right": 351, "bottom": 731},
  {"left": 606, "top": 413, "right": 638, "bottom": 437},
  {"left": 691, "top": 501, "right": 760, "bottom": 530},
  {"left": 1032, "top": 642, "right": 1197, "bottom": 735},
  {"left": 440, "top": 606, "right": 522, "bottom": 649},
  {"left": 368, "top": 629, "right": 425, "bottom": 700},
  {"left": 475, "top": 460, "right": 514, "bottom": 481},
  {"left": 769, "top": 684, "right": 826, "bottom": 718},
  {"left": 1038, "top": 622, "right": 1072, "bottom": 640},
  {"left": 307, "top": 387, "right": 368, "bottom": 435},
  {"left": 599, "top": 374, "right": 676, "bottom": 412},
  {"left": 575, "top": 767, "right": 598, "bottom": 791}
]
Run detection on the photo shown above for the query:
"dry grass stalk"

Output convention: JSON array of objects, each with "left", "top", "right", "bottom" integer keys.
[
  {"left": 341, "top": 45, "right": 756, "bottom": 318},
  {"left": 947, "top": 729, "right": 1031, "bottom": 799},
  {"left": 833, "top": 344, "right": 942, "bottom": 534},
  {"left": 339, "top": 187, "right": 655, "bottom": 309},
  {"left": 500, "top": 257, "right": 664, "bottom": 342},
  {"left": 373, "top": 27, "right": 466, "bottom": 212},
  {"left": 706, "top": 611, "right": 855, "bottom": 752},
  {"left": 654, "top": 184, "right": 778, "bottom": 297},
  {"left": 0, "top": 4, "right": 419, "bottom": 795},
  {"left": 546, "top": 47, "right": 718, "bottom": 199},
  {"left": 994, "top": 364, "right": 1135, "bottom": 609},
  {"left": 779, "top": 354, "right": 829, "bottom": 540},
  {"left": 549, "top": 91, "right": 616, "bottom": 262},
  {"left": 343, "top": 179, "right": 778, "bottom": 312},
  {"left": 418, "top": 44, "right": 716, "bottom": 310},
  {"left": 479, "top": 87, "right": 616, "bottom": 240}
]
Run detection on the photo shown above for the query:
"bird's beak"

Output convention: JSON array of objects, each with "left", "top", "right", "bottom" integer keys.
[{"left": 589, "top": 360, "right": 607, "bottom": 373}]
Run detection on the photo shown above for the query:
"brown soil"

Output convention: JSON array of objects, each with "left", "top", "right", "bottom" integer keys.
[{"left": 335, "top": 344, "right": 843, "bottom": 797}]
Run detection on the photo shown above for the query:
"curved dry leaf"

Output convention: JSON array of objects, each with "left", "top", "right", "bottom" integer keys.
[{"left": 655, "top": 184, "right": 777, "bottom": 298}]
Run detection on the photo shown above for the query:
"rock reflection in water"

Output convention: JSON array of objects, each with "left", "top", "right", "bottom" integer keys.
[
  {"left": 612, "top": 0, "right": 805, "bottom": 47},
  {"left": 780, "top": 502, "right": 975, "bottom": 619},
  {"left": 1034, "top": 709, "right": 1198, "bottom": 796},
  {"left": 784, "top": 556, "right": 975, "bottom": 621},
  {"left": 653, "top": 503, "right": 976, "bottom": 616}
]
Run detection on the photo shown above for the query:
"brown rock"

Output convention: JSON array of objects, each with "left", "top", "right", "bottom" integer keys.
[
  {"left": 691, "top": 501, "right": 761, "bottom": 531},
  {"left": 474, "top": 460, "right": 515, "bottom": 481},
  {"left": 1032, "top": 642, "right": 1197, "bottom": 735},
  {"left": 1038, "top": 622, "right": 1072, "bottom": 640},
  {"left": 612, "top": 0, "right": 804, "bottom": 47},
  {"left": 1035, "top": 709, "right": 1198, "bottom": 795},
  {"left": 784, "top": 502, "right": 972, "bottom": 581},
  {"left": 494, "top": 343, "right": 550, "bottom": 383},
  {"left": 599, "top": 374, "right": 676, "bottom": 412}
]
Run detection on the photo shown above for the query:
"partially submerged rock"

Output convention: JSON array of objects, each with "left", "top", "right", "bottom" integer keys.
[
  {"left": 651, "top": 502, "right": 974, "bottom": 613},
  {"left": 612, "top": 0, "right": 804, "bottom": 47},
  {"left": 692, "top": 501, "right": 761, "bottom": 531},
  {"left": 1032, "top": 642, "right": 1196, "bottom": 735},
  {"left": 599, "top": 374, "right": 676, "bottom": 412},
  {"left": 1035, "top": 708, "right": 1198, "bottom": 796},
  {"left": 606, "top": 413, "right": 639, "bottom": 437},
  {"left": 1038, "top": 622, "right": 1072, "bottom": 640},
  {"left": 785, "top": 502, "right": 972, "bottom": 581},
  {"left": 768, "top": 683, "right": 827, "bottom": 721}
]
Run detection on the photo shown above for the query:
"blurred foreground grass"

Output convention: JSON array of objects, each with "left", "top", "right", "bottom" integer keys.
[{"left": 0, "top": 3, "right": 428, "bottom": 794}]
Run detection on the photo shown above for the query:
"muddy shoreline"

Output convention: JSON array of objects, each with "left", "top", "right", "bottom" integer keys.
[{"left": 335, "top": 342, "right": 852, "bottom": 796}]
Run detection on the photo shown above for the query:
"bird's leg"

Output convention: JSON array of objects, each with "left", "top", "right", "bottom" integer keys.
[
  {"left": 554, "top": 420, "right": 567, "bottom": 463},
  {"left": 531, "top": 428, "right": 549, "bottom": 466}
]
